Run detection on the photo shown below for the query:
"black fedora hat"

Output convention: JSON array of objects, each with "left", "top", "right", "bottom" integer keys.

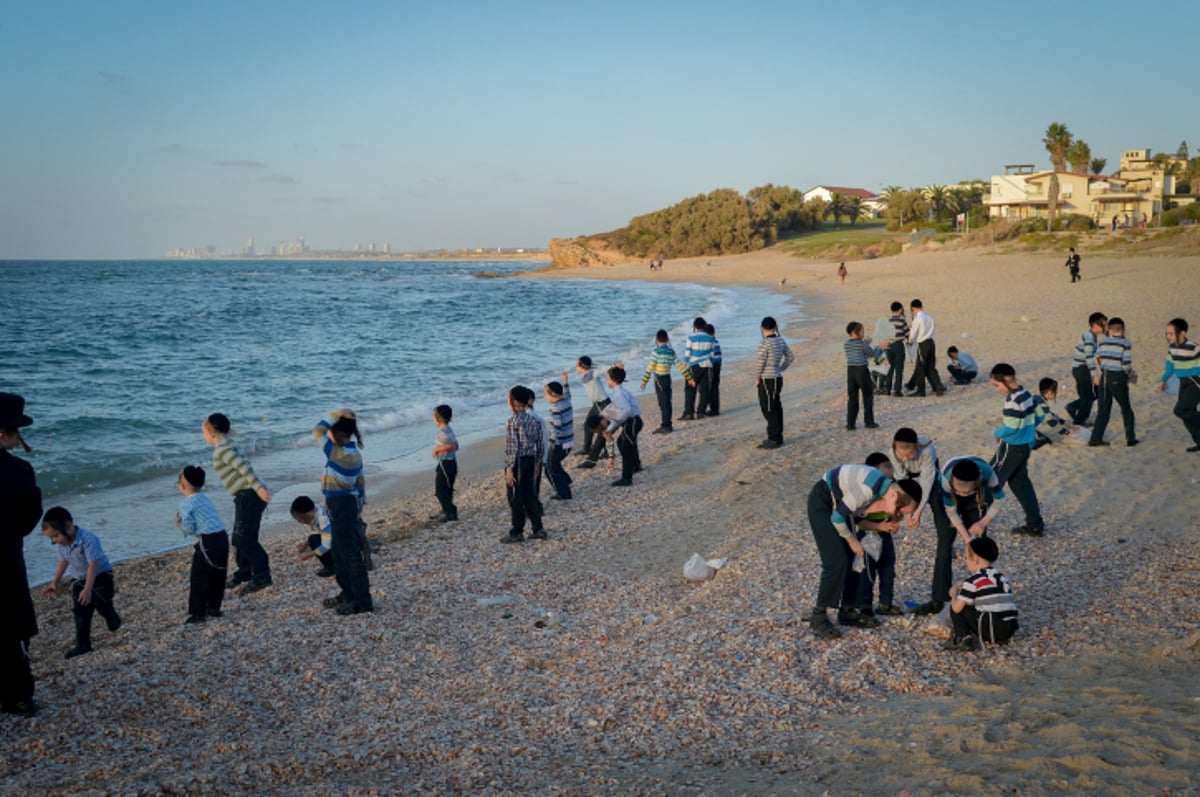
[{"left": 0, "top": 393, "right": 34, "bottom": 429}]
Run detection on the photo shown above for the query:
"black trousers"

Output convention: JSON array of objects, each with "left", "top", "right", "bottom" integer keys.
[
  {"left": 991, "top": 441, "right": 1043, "bottom": 529},
  {"left": 545, "top": 445, "right": 572, "bottom": 498},
  {"left": 328, "top": 494, "right": 372, "bottom": 611},
  {"left": 703, "top": 362, "right": 721, "bottom": 414},
  {"left": 653, "top": 374, "right": 673, "bottom": 429},
  {"left": 583, "top": 399, "right": 610, "bottom": 459},
  {"left": 435, "top": 459, "right": 458, "bottom": 517},
  {"left": 758, "top": 377, "right": 784, "bottom": 443},
  {"left": 506, "top": 455, "right": 543, "bottom": 534},
  {"left": 0, "top": 638, "right": 35, "bottom": 709},
  {"left": 305, "top": 534, "right": 334, "bottom": 569},
  {"left": 947, "top": 365, "right": 977, "bottom": 385},
  {"left": 807, "top": 480, "right": 852, "bottom": 611},
  {"left": 1091, "top": 371, "right": 1136, "bottom": 444},
  {"left": 908, "top": 339, "right": 945, "bottom": 394},
  {"left": 72, "top": 570, "right": 120, "bottom": 649},
  {"left": 189, "top": 531, "right": 228, "bottom": 618},
  {"left": 616, "top": 416, "right": 643, "bottom": 482},
  {"left": 952, "top": 605, "right": 1018, "bottom": 644},
  {"left": 884, "top": 341, "right": 906, "bottom": 395},
  {"left": 683, "top": 367, "right": 711, "bottom": 416},
  {"left": 1065, "top": 365, "right": 1096, "bottom": 424},
  {"left": 929, "top": 486, "right": 962, "bottom": 603},
  {"left": 231, "top": 489, "right": 270, "bottom": 583},
  {"left": 845, "top": 531, "right": 896, "bottom": 610},
  {"left": 846, "top": 365, "right": 874, "bottom": 427},
  {"left": 1174, "top": 376, "right": 1200, "bottom": 445}
]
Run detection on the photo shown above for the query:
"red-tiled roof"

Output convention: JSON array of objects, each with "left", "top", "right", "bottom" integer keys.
[{"left": 808, "top": 186, "right": 878, "bottom": 199}]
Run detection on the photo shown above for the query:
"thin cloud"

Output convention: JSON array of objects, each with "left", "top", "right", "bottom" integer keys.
[
  {"left": 261, "top": 174, "right": 298, "bottom": 184},
  {"left": 214, "top": 159, "right": 268, "bottom": 169}
]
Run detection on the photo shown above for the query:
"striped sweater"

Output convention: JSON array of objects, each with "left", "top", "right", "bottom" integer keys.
[
  {"left": 755, "top": 333, "right": 795, "bottom": 380},
  {"left": 547, "top": 388, "right": 575, "bottom": 449},
  {"left": 1071, "top": 330, "right": 1099, "bottom": 376},
  {"left": 1096, "top": 335, "right": 1133, "bottom": 374},
  {"left": 641, "top": 344, "right": 693, "bottom": 388},
  {"left": 685, "top": 331, "right": 716, "bottom": 368},
  {"left": 889, "top": 314, "right": 910, "bottom": 343},
  {"left": 1162, "top": 338, "right": 1200, "bottom": 381},
  {"left": 844, "top": 337, "right": 884, "bottom": 367},
  {"left": 823, "top": 464, "right": 893, "bottom": 539},
  {"left": 313, "top": 415, "right": 365, "bottom": 499},
  {"left": 994, "top": 385, "right": 1044, "bottom": 446},
  {"left": 211, "top": 438, "right": 267, "bottom": 496},
  {"left": 957, "top": 566, "right": 1018, "bottom": 623},
  {"left": 939, "top": 455, "right": 1006, "bottom": 525}
]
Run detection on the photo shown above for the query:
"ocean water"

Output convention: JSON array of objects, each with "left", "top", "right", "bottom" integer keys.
[{"left": 5, "top": 259, "right": 798, "bottom": 582}]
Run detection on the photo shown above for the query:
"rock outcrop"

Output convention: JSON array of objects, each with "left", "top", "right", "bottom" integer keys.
[{"left": 548, "top": 237, "right": 622, "bottom": 269}]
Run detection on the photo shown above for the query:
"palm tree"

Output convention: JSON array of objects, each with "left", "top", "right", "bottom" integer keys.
[
  {"left": 826, "top": 192, "right": 849, "bottom": 228},
  {"left": 1046, "top": 173, "right": 1060, "bottom": 232},
  {"left": 1066, "top": 140, "right": 1092, "bottom": 174},
  {"left": 925, "top": 184, "right": 949, "bottom": 222},
  {"left": 846, "top": 196, "right": 864, "bottom": 226},
  {"left": 879, "top": 185, "right": 904, "bottom": 225},
  {"left": 1043, "top": 122, "right": 1072, "bottom": 172},
  {"left": 1089, "top": 157, "right": 1108, "bottom": 175}
]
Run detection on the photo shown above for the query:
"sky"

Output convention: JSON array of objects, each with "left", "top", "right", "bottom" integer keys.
[{"left": 2, "top": 0, "right": 1196, "bottom": 259}]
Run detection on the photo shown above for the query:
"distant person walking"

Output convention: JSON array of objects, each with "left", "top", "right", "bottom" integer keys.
[
  {"left": 1064, "top": 248, "right": 1081, "bottom": 282},
  {"left": 837, "top": 262, "right": 848, "bottom": 284}
]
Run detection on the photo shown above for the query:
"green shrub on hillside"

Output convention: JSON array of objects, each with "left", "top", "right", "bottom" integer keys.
[{"left": 1162, "top": 203, "right": 1200, "bottom": 227}]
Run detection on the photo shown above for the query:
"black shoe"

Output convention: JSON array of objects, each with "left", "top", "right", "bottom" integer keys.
[
  {"left": 1012, "top": 525, "right": 1045, "bottom": 536},
  {"left": 2, "top": 698, "right": 38, "bottom": 718},
  {"left": 315, "top": 566, "right": 335, "bottom": 578},
  {"left": 651, "top": 426, "right": 673, "bottom": 434},
  {"left": 1189, "top": 445, "right": 1200, "bottom": 453},
  {"left": 64, "top": 645, "right": 93, "bottom": 660},
  {"left": 336, "top": 603, "right": 373, "bottom": 616},
  {"left": 809, "top": 612, "right": 842, "bottom": 639},
  {"left": 1126, "top": 439, "right": 1140, "bottom": 447},
  {"left": 549, "top": 494, "right": 571, "bottom": 501},
  {"left": 323, "top": 593, "right": 352, "bottom": 608},
  {"left": 910, "top": 601, "right": 943, "bottom": 616},
  {"left": 500, "top": 533, "right": 525, "bottom": 544},
  {"left": 934, "top": 390, "right": 945, "bottom": 397},
  {"left": 106, "top": 614, "right": 123, "bottom": 632},
  {"left": 757, "top": 439, "right": 781, "bottom": 449},
  {"left": 611, "top": 479, "right": 632, "bottom": 486},
  {"left": 226, "top": 574, "right": 251, "bottom": 590},
  {"left": 529, "top": 529, "right": 548, "bottom": 540},
  {"left": 838, "top": 609, "right": 881, "bottom": 628},
  {"left": 241, "top": 578, "right": 273, "bottom": 594},
  {"left": 578, "top": 460, "right": 597, "bottom": 469},
  {"left": 845, "top": 425, "right": 856, "bottom": 431},
  {"left": 942, "top": 635, "right": 980, "bottom": 651},
  {"left": 677, "top": 414, "right": 696, "bottom": 421},
  {"left": 208, "top": 609, "right": 224, "bottom": 618},
  {"left": 185, "top": 615, "right": 207, "bottom": 625},
  {"left": 876, "top": 604, "right": 904, "bottom": 616},
  {"left": 1088, "top": 440, "right": 1110, "bottom": 447},
  {"left": 441, "top": 513, "right": 459, "bottom": 521},
  {"left": 865, "top": 422, "right": 880, "bottom": 429}
]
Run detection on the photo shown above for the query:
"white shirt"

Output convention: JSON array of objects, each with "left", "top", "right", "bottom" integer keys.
[{"left": 907, "top": 309, "right": 935, "bottom": 344}]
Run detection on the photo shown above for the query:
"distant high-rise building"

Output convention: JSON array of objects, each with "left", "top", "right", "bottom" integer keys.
[{"left": 243, "top": 235, "right": 256, "bottom": 256}]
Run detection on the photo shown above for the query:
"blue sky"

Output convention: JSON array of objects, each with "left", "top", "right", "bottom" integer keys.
[{"left": 2, "top": 0, "right": 1195, "bottom": 258}]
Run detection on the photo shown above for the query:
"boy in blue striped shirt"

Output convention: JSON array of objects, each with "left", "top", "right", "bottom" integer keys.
[
  {"left": 844, "top": 322, "right": 884, "bottom": 430},
  {"left": 175, "top": 465, "right": 229, "bottom": 624},
  {"left": 1065, "top": 312, "right": 1107, "bottom": 424},
  {"left": 1088, "top": 317, "right": 1138, "bottom": 448},
  {"left": 989, "top": 363, "right": 1045, "bottom": 536},
  {"left": 1161, "top": 318, "right": 1200, "bottom": 452},
  {"left": 681, "top": 317, "right": 715, "bottom": 420},
  {"left": 640, "top": 330, "right": 694, "bottom": 433},
  {"left": 544, "top": 375, "right": 574, "bottom": 500}
]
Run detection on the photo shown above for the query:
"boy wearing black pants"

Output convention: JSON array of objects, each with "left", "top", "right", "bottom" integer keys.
[
  {"left": 1065, "top": 312, "right": 1107, "bottom": 424},
  {"left": 1089, "top": 317, "right": 1138, "bottom": 447},
  {"left": 844, "top": 321, "right": 884, "bottom": 430}
]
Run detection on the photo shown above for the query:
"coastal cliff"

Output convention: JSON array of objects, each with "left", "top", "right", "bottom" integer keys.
[{"left": 547, "top": 236, "right": 624, "bottom": 269}]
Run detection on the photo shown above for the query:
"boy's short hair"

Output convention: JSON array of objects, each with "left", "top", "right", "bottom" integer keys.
[
  {"left": 845, "top": 321, "right": 863, "bottom": 336},
  {"left": 1038, "top": 377, "right": 1058, "bottom": 394},
  {"left": 947, "top": 345, "right": 959, "bottom": 355},
  {"left": 865, "top": 452, "right": 891, "bottom": 469},
  {"left": 894, "top": 478, "right": 923, "bottom": 506},
  {"left": 951, "top": 459, "right": 980, "bottom": 482},
  {"left": 893, "top": 427, "right": 918, "bottom": 445},
  {"left": 1107, "top": 316, "right": 1125, "bottom": 330},
  {"left": 205, "top": 413, "right": 231, "bottom": 434},
  {"left": 545, "top": 381, "right": 563, "bottom": 397},
  {"left": 693, "top": 316, "right": 707, "bottom": 331},
  {"left": 890, "top": 301, "right": 903, "bottom": 313},
  {"left": 910, "top": 299, "right": 923, "bottom": 309},
  {"left": 1168, "top": 317, "right": 1188, "bottom": 333},
  {"left": 761, "top": 316, "right": 778, "bottom": 331},
  {"left": 182, "top": 465, "right": 206, "bottom": 488},
  {"left": 577, "top": 356, "right": 593, "bottom": 369},
  {"left": 290, "top": 495, "right": 316, "bottom": 515},
  {"left": 509, "top": 385, "right": 533, "bottom": 405},
  {"left": 607, "top": 366, "right": 626, "bottom": 384},
  {"left": 990, "top": 362, "right": 1016, "bottom": 379},
  {"left": 655, "top": 329, "right": 669, "bottom": 342},
  {"left": 1087, "top": 311, "right": 1108, "bottom": 327},
  {"left": 968, "top": 535, "right": 999, "bottom": 564},
  {"left": 331, "top": 416, "right": 358, "bottom": 437},
  {"left": 42, "top": 506, "right": 73, "bottom": 530},
  {"left": 434, "top": 404, "right": 453, "bottom": 422},
  {"left": 706, "top": 324, "right": 716, "bottom": 336}
]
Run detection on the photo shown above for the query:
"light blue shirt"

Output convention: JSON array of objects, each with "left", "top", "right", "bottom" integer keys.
[
  {"left": 952, "top": 352, "right": 978, "bottom": 373},
  {"left": 178, "top": 493, "right": 227, "bottom": 537},
  {"left": 55, "top": 526, "right": 112, "bottom": 580}
]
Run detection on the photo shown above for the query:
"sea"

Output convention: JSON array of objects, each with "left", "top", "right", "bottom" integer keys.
[{"left": 4, "top": 258, "right": 799, "bottom": 584}]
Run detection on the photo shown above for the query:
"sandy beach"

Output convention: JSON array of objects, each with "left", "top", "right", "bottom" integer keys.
[{"left": 3, "top": 245, "right": 1199, "bottom": 796}]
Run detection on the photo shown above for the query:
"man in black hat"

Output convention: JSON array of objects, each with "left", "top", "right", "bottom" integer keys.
[{"left": 0, "top": 393, "right": 42, "bottom": 717}]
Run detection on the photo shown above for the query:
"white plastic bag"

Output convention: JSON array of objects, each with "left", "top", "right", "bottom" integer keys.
[
  {"left": 860, "top": 531, "right": 883, "bottom": 561},
  {"left": 683, "top": 553, "right": 716, "bottom": 581}
]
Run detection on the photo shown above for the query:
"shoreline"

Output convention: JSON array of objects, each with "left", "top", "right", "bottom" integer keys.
[{"left": 7, "top": 244, "right": 1198, "bottom": 795}]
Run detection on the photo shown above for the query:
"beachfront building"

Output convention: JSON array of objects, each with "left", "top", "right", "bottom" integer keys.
[
  {"left": 987, "top": 164, "right": 1162, "bottom": 227},
  {"left": 802, "top": 185, "right": 882, "bottom": 217}
]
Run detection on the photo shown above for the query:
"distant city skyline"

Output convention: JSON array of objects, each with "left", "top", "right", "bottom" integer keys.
[{"left": 2, "top": 0, "right": 1196, "bottom": 259}]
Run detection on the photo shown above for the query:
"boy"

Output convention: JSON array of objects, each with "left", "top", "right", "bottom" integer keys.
[
  {"left": 883, "top": 301, "right": 909, "bottom": 397},
  {"left": 502, "top": 386, "right": 546, "bottom": 543},
  {"left": 575, "top": 356, "right": 610, "bottom": 468},
  {"left": 946, "top": 346, "right": 978, "bottom": 384},
  {"left": 315, "top": 410, "right": 373, "bottom": 614},
  {"left": 1065, "top": 312, "right": 1107, "bottom": 425},
  {"left": 704, "top": 323, "right": 722, "bottom": 416},
  {"left": 843, "top": 321, "right": 884, "bottom": 430},
  {"left": 846, "top": 453, "right": 900, "bottom": 621},
  {"left": 41, "top": 507, "right": 122, "bottom": 658},
  {"left": 544, "top": 376, "right": 574, "bottom": 500},
  {"left": 1089, "top": 317, "right": 1138, "bottom": 447},
  {"left": 755, "top": 316, "right": 795, "bottom": 449},
  {"left": 905, "top": 299, "right": 945, "bottom": 397},
  {"left": 888, "top": 427, "right": 955, "bottom": 617},
  {"left": 989, "top": 364, "right": 1045, "bottom": 536},
  {"left": 1160, "top": 318, "right": 1200, "bottom": 452},
  {"left": 1064, "top": 247, "right": 1082, "bottom": 282},
  {"left": 945, "top": 535, "right": 1019, "bottom": 650},
  {"left": 174, "top": 465, "right": 229, "bottom": 624},
  {"left": 431, "top": 404, "right": 459, "bottom": 520},
  {"left": 640, "top": 329, "right": 694, "bottom": 434},
  {"left": 681, "top": 317, "right": 715, "bottom": 420},
  {"left": 603, "top": 366, "right": 644, "bottom": 487},
  {"left": 1033, "top": 378, "right": 1086, "bottom": 448},
  {"left": 290, "top": 496, "right": 334, "bottom": 577}
]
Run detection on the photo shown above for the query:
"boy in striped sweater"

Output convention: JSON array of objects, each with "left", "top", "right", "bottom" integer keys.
[
  {"left": 1161, "top": 318, "right": 1200, "bottom": 452},
  {"left": 314, "top": 410, "right": 372, "bottom": 615},
  {"left": 1065, "top": 312, "right": 1107, "bottom": 425},
  {"left": 884, "top": 301, "right": 909, "bottom": 397},
  {"left": 501, "top": 386, "right": 546, "bottom": 543},
  {"left": 988, "top": 363, "right": 1045, "bottom": 536},
  {"left": 1088, "top": 317, "right": 1138, "bottom": 448},
  {"left": 680, "top": 317, "right": 715, "bottom": 420},
  {"left": 755, "top": 316, "right": 795, "bottom": 449},
  {"left": 543, "top": 375, "right": 574, "bottom": 500},
  {"left": 946, "top": 536, "right": 1019, "bottom": 650},
  {"left": 640, "top": 330, "right": 693, "bottom": 433},
  {"left": 844, "top": 322, "right": 885, "bottom": 430},
  {"left": 703, "top": 323, "right": 722, "bottom": 416},
  {"left": 203, "top": 413, "right": 273, "bottom": 594}
]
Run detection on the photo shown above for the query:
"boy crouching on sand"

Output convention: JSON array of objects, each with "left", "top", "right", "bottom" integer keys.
[
  {"left": 1033, "top": 378, "right": 1086, "bottom": 448},
  {"left": 945, "top": 535, "right": 1019, "bottom": 650},
  {"left": 41, "top": 507, "right": 122, "bottom": 658},
  {"left": 175, "top": 465, "right": 229, "bottom": 624},
  {"left": 291, "top": 496, "right": 334, "bottom": 577}
]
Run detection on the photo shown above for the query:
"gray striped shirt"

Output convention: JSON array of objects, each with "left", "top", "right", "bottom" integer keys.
[{"left": 755, "top": 334, "right": 795, "bottom": 379}]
